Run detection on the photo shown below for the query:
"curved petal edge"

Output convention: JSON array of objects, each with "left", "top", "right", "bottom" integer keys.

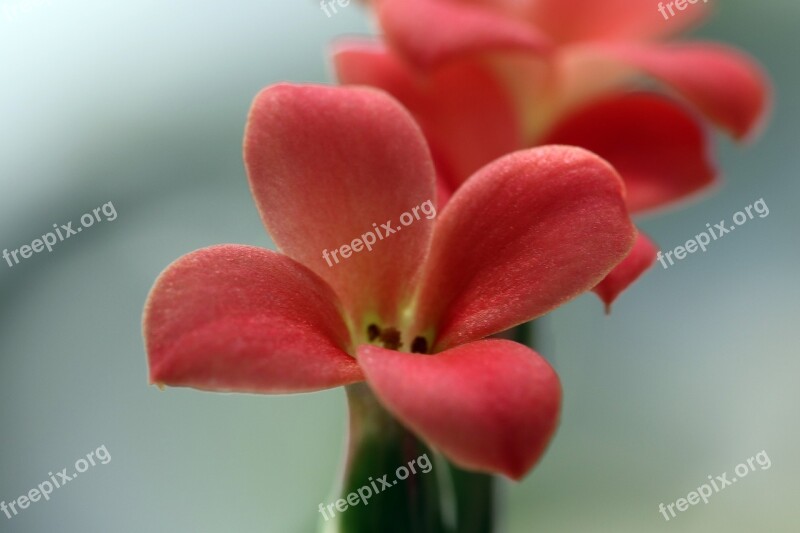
[
  {"left": 414, "top": 146, "right": 637, "bottom": 350},
  {"left": 143, "top": 245, "right": 363, "bottom": 394},
  {"left": 593, "top": 231, "right": 658, "bottom": 312},
  {"left": 358, "top": 339, "right": 561, "bottom": 480},
  {"left": 378, "top": 0, "right": 551, "bottom": 70}
]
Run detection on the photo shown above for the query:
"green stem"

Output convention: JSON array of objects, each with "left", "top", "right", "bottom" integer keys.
[
  {"left": 321, "top": 321, "right": 538, "bottom": 533},
  {"left": 321, "top": 384, "right": 448, "bottom": 533},
  {"left": 447, "top": 464, "right": 495, "bottom": 533},
  {"left": 445, "top": 319, "right": 538, "bottom": 533}
]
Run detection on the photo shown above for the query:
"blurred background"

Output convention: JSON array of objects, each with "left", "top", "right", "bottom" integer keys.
[{"left": 0, "top": 0, "right": 798, "bottom": 531}]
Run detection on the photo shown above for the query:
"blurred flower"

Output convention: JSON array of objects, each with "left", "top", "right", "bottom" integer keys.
[
  {"left": 334, "top": 0, "right": 771, "bottom": 308},
  {"left": 142, "top": 83, "right": 636, "bottom": 479}
]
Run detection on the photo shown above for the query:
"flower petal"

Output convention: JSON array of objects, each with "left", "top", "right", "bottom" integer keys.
[
  {"left": 143, "top": 245, "right": 363, "bottom": 393},
  {"left": 332, "top": 39, "right": 524, "bottom": 192},
  {"left": 522, "top": 0, "right": 710, "bottom": 43},
  {"left": 244, "top": 84, "right": 436, "bottom": 327},
  {"left": 542, "top": 93, "right": 716, "bottom": 214},
  {"left": 592, "top": 42, "right": 771, "bottom": 139},
  {"left": 358, "top": 339, "right": 561, "bottom": 480},
  {"left": 413, "top": 146, "right": 636, "bottom": 351},
  {"left": 593, "top": 231, "right": 658, "bottom": 312},
  {"left": 377, "top": 0, "right": 551, "bottom": 70}
]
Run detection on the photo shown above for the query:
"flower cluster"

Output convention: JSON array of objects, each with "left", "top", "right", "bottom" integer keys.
[{"left": 335, "top": 0, "right": 770, "bottom": 308}]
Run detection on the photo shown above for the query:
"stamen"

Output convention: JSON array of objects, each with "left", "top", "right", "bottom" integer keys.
[
  {"left": 378, "top": 327, "right": 402, "bottom": 350},
  {"left": 367, "top": 324, "right": 381, "bottom": 342},
  {"left": 411, "top": 336, "right": 428, "bottom": 354}
]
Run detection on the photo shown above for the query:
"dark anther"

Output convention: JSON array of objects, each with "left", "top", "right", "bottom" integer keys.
[
  {"left": 378, "top": 327, "right": 402, "bottom": 350},
  {"left": 367, "top": 324, "right": 381, "bottom": 341},
  {"left": 411, "top": 336, "right": 428, "bottom": 354}
]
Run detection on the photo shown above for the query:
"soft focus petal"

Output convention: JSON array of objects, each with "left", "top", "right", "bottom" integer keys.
[
  {"left": 333, "top": 40, "right": 524, "bottom": 191},
  {"left": 378, "top": 0, "right": 551, "bottom": 70},
  {"left": 543, "top": 93, "right": 716, "bottom": 213},
  {"left": 593, "top": 232, "right": 658, "bottom": 312},
  {"left": 414, "top": 146, "right": 636, "bottom": 350},
  {"left": 358, "top": 340, "right": 561, "bottom": 479},
  {"left": 435, "top": 174, "right": 454, "bottom": 209},
  {"left": 244, "top": 84, "right": 436, "bottom": 327},
  {"left": 521, "top": 0, "right": 710, "bottom": 43},
  {"left": 487, "top": 53, "right": 564, "bottom": 143},
  {"left": 592, "top": 43, "right": 771, "bottom": 139},
  {"left": 545, "top": 46, "right": 640, "bottom": 131},
  {"left": 144, "top": 245, "right": 363, "bottom": 393}
]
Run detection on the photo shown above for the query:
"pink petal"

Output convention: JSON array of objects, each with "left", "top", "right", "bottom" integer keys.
[
  {"left": 413, "top": 146, "right": 636, "bottom": 351},
  {"left": 521, "top": 0, "right": 710, "bottom": 43},
  {"left": 543, "top": 93, "right": 717, "bottom": 214},
  {"left": 244, "top": 84, "right": 436, "bottom": 327},
  {"left": 332, "top": 40, "right": 524, "bottom": 192},
  {"left": 435, "top": 174, "right": 455, "bottom": 209},
  {"left": 593, "top": 231, "right": 658, "bottom": 312},
  {"left": 358, "top": 340, "right": 561, "bottom": 479},
  {"left": 377, "top": 0, "right": 551, "bottom": 70},
  {"left": 144, "top": 245, "right": 363, "bottom": 393},
  {"left": 593, "top": 42, "right": 771, "bottom": 139}
]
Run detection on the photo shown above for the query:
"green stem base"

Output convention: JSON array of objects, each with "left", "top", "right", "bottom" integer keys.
[
  {"left": 321, "top": 320, "right": 539, "bottom": 533},
  {"left": 321, "top": 386, "right": 499, "bottom": 533}
]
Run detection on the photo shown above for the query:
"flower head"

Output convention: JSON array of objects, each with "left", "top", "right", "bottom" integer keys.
[
  {"left": 334, "top": 0, "right": 771, "bottom": 308},
  {"left": 143, "top": 84, "right": 636, "bottom": 479}
]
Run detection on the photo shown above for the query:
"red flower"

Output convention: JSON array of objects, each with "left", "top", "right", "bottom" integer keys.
[
  {"left": 143, "top": 84, "right": 636, "bottom": 479},
  {"left": 333, "top": 0, "right": 771, "bottom": 308}
]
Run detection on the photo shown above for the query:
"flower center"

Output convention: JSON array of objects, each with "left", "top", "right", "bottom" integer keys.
[{"left": 366, "top": 323, "right": 429, "bottom": 354}]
